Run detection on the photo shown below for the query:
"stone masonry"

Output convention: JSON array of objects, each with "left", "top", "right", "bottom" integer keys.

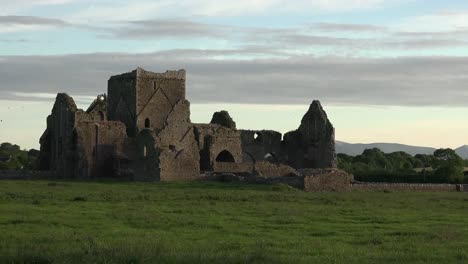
[{"left": 39, "top": 68, "right": 338, "bottom": 181}]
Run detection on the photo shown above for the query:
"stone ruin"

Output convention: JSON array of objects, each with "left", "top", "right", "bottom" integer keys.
[{"left": 38, "top": 68, "right": 339, "bottom": 183}]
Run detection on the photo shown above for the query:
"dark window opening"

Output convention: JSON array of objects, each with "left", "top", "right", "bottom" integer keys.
[
  {"left": 98, "top": 111, "right": 105, "bottom": 121},
  {"left": 71, "top": 130, "right": 78, "bottom": 151},
  {"left": 58, "top": 137, "right": 63, "bottom": 155},
  {"left": 145, "top": 118, "right": 150, "bottom": 128},
  {"left": 254, "top": 132, "right": 263, "bottom": 143},
  {"left": 215, "top": 150, "right": 235, "bottom": 162},
  {"left": 94, "top": 125, "right": 99, "bottom": 159}
]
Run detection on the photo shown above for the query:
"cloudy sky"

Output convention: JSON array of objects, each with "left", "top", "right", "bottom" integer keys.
[{"left": 1, "top": 0, "right": 468, "bottom": 149}]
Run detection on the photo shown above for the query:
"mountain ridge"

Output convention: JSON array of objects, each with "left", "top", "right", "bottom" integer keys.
[{"left": 336, "top": 141, "right": 468, "bottom": 159}]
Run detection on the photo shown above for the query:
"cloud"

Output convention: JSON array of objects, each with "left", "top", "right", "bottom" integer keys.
[
  {"left": 1, "top": 51, "right": 468, "bottom": 107},
  {"left": 106, "top": 19, "right": 229, "bottom": 39},
  {"left": 0, "top": 16, "right": 68, "bottom": 26},
  {"left": 95, "top": 18, "right": 468, "bottom": 53},
  {"left": 68, "top": 0, "right": 406, "bottom": 22},
  {"left": 0, "top": 0, "right": 75, "bottom": 14},
  {"left": 312, "top": 23, "right": 388, "bottom": 32},
  {"left": 0, "top": 15, "right": 69, "bottom": 33}
]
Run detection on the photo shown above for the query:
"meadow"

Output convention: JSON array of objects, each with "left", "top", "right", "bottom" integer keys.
[{"left": 0, "top": 180, "right": 467, "bottom": 263}]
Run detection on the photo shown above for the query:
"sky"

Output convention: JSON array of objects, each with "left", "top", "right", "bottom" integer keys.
[{"left": 1, "top": 0, "right": 468, "bottom": 149}]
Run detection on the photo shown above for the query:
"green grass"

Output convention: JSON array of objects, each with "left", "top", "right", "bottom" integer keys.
[{"left": 0, "top": 180, "right": 467, "bottom": 263}]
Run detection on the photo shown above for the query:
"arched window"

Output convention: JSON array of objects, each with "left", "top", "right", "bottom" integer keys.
[
  {"left": 145, "top": 118, "right": 150, "bottom": 128},
  {"left": 215, "top": 150, "right": 235, "bottom": 162},
  {"left": 143, "top": 145, "right": 147, "bottom": 157},
  {"left": 98, "top": 111, "right": 105, "bottom": 121}
]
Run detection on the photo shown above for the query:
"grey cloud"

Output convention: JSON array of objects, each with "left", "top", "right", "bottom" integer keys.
[
  {"left": 0, "top": 15, "right": 69, "bottom": 26},
  {"left": 88, "top": 19, "right": 468, "bottom": 51},
  {"left": 1, "top": 51, "right": 468, "bottom": 107},
  {"left": 312, "top": 23, "right": 388, "bottom": 32},
  {"left": 106, "top": 19, "right": 230, "bottom": 39},
  {"left": 382, "top": 39, "right": 468, "bottom": 49}
]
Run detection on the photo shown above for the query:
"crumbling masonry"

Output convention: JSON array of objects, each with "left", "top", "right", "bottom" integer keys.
[{"left": 38, "top": 68, "right": 337, "bottom": 180}]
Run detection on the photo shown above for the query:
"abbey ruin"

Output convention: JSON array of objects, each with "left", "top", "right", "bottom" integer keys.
[{"left": 38, "top": 68, "right": 337, "bottom": 181}]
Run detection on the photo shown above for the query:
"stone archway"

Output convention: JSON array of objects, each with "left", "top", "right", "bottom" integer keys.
[{"left": 215, "top": 150, "right": 235, "bottom": 162}]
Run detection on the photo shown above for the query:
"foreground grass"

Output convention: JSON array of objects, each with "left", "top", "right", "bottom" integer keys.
[{"left": 0, "top": 180, "right": 467, "bottom": 263}]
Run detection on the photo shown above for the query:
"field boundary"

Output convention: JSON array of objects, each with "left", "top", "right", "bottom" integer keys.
[
  {"left": 0, "top": 170, "right": 55, "bottom": 180},
  {"left": 352, "top": 182, "right": 465, "bottom": 192}
]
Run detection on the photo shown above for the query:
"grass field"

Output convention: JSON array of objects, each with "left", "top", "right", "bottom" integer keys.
[{"left": 0, "top": 180, "right": 467, "bottom": 263}]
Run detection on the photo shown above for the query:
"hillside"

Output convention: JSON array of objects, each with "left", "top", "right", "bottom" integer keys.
[{"left": 337, "top": 141, "right": 468, "bottom": 159}]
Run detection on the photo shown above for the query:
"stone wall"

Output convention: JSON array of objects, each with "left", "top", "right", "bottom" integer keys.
[
  {"left": 302, "top": 169, "right": 353, "bottom": 192},
  {"left": 212, "top": 162, "right": 253, "bottom": 173},
  {"left": 107, "top": 70, "right": 137, "bottom": 136},
  {"left": 135, "top": 69, "right": 186, "bottom": 134},
  {"left": 254, "top": 161, "right": 299, "bottom": 178},
  {"left": 75, "top": 121, "right": 128, "bottom": 178},
  {"left": 38, "top": 93, "right": 78, "bottom": 177},
  {"left": 194, "top": 124, "right": 243, "bottom": 172},
  {"left": 240, "top": 130, "right": 282, "bottom": 163},
  {"left": 156, "top": 99, "right": 200, "bottom": 181},
  {"left": 352, "top": 182, "right": 464, "bottom": 192},
  {"left": 108, "top": 68, "right": 186, "bottom": 137},
  {"left": 283, "top": 101, "right": 337, "bottom": 169}
]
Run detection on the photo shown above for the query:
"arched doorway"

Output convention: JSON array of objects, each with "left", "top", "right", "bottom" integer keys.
[
  {"left": 145, "top": 118, "right": 151, "bottom": 128},
  {"left": 215, "top": 150, "right": 235, "bottom": 162},
  {"left": 98, "top": 111, "right": 105, "bottom": 121}
]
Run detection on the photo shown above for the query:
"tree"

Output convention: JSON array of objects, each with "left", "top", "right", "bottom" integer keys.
[{"left": 433, "top": 148, "right": 464, "bottom": 183}]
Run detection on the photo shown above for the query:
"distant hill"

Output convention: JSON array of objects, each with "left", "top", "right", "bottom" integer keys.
[
  {"left": 454, "top": 145, "right": 468, "bottom": 160},
  {"left": 336, "top": 141, "right": 468, "bottom": 159}
]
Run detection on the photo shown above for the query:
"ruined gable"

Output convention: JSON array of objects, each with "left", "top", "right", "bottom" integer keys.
[
  {"left": 38, "top": 93, "right": 78, "bottom": 174},
  {"left": 283, "top": 100, "right": 337, "bottom": 169}
]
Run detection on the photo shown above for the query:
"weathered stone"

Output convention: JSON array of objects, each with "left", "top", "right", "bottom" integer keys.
[
  {"left": 107, "top": 68, "right": 186, "bottom": 137},
  {"left": 283, "top": 100, "right": 337, "bottom": 169},
  {"left": 38, "top": 68, "right": 338, "bottom": 183},
  {"left": 302, "top": 169, "right": 352, "bottom": 192},
  {"left": 210, "top": 110, "right": 236, "bottom": 129},
  {"left": 240, "top": 130, "right": 282, "bottom": 163},
  {"left": 193, "top": 124, "right": 243, "bottom": 172},
  {"left": 254, "top": 161, "right": 299, "bottom": 178}
]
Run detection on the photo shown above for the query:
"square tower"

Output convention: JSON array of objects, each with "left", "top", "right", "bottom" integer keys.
[{"left": 107, "top": 68, "right": 186, "bottom": 137}]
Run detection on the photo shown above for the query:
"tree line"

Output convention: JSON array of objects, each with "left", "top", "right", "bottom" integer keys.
[
  {"left": 1, "top": 141, "right": 467, "bottom": 184},
  {"left": 0, "top": 143, "right": 38, "bottom": 171},
  {"left": 338, "top": 148, "right": 468, "bottom": 184}
]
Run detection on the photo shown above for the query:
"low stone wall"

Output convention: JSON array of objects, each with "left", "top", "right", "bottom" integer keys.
[
  {"left": 352, "top": 182, "right": 463, "bottom": 192},
  {"left": 213, "top": 162, "right": 253, "bottom": 173},
  {"left": 254, "top": 161, "right": 299, "bottom": 178},
  {"left": 302, "top": 169, "right": 353, "bottom": 192},
  {"left": 0, "top": 170, "right": 56, "bottom": 180}
]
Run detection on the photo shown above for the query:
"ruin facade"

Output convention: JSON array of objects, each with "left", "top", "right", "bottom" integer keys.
[{"left": 38, "top": 68, "right": 337, "bottom": 180}]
